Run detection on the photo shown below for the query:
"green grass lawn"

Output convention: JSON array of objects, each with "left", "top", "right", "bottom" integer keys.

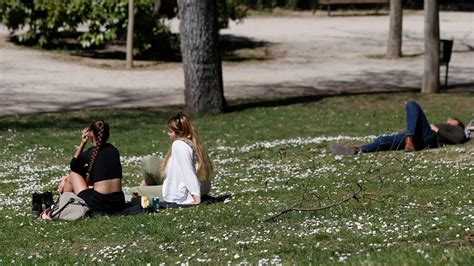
[{"left": 0, "top": 92, "right": 473, "bottom": 264}]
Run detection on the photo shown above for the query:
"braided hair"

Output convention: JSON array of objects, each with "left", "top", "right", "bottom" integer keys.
[{"left": 87, "top": 120, "right": 110, "bottom": 184}]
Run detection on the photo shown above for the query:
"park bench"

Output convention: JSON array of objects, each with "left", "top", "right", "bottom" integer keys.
[{"left": 317, "top": 0, "right": 390, "bottom": 16}]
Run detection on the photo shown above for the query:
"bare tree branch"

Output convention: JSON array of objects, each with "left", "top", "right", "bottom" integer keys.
[
  {"left": 264, "top": 183, "right": 363, "bottom": 222},
  {"left": 311, "top": 192, "right": 323, "bottom": 207},
  {"left": 263, "top": 200, "right": 305, "bottom": 223}
]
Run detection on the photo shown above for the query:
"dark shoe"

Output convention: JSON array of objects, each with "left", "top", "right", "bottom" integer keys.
[
  {"left": 32, "top": 192, "right": 43, "bottom": 217},
  {"left": 330, "top": 144, "right": 359, "bottom": 155},
  {"left": 42, "top": 192, "right": 55, "bottom": 209}
]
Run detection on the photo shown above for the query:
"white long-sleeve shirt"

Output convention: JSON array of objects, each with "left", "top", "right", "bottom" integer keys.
[{"left": 162, "top": 140, "right": 201, "bottom": 204}]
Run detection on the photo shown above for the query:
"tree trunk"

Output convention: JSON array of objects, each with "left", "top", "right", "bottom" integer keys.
[
  {"left": 152, "top": 0, "right": 162, "bottom": 17},
  {"left": 386, "top": 0, "right": 403, "bottom": 58},
  {"left": 126, "top": 0, "right": 134, "bottom": 69},
  {"left": 422, "top": 0, "right": 440, "bottom": 93},
  {"left": 177, "top": 0, "right": 226, "bottom": 114}
]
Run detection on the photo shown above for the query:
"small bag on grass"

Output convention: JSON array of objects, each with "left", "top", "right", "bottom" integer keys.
[{"left": 49, "top": 192, "right": 90, "bottom": 221}]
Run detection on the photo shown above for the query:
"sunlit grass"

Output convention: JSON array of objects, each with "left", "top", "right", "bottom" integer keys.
[{"left": 0, "top": 92, "right": 473, "bottom": 264}]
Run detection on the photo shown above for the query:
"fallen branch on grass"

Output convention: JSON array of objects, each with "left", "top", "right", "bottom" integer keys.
[
  {"left": 263, "top": 183, "right": 443, "bottom": 222},
  {"left": 263, "top": 183, "right": 363, "bottom": 222}
]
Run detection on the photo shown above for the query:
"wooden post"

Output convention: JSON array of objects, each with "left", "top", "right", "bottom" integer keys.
[
  {"left": 386, "top": 0, "right": 402, "bottom": 58},
  {"left": 126, "top": 0, "right": 134, "bottom": 69},
  {"left": 422, "top": 0, "right": 440, "bottom": 93}
]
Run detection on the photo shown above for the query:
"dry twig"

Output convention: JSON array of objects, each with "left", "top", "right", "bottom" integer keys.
[{"left": 263, "top": 183, "right": 363, "bottom": 222}]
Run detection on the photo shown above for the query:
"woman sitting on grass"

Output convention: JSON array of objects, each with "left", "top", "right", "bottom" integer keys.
[
  {"left": 331, "top": 100, "right": 467, "bottom": 155},
  {"left": 54, "top": 120, "right": 126, "bottom": 214},
  {"left": 128, "top": 112, "right": 212, "bottom": 205}
]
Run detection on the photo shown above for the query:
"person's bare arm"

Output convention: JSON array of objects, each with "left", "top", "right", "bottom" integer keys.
[
  {"left": 74, "top": 128, "right": 90, "bottom": 158},
  {"left": 62, "top": 128, "right": 90, "bottom": 193}
]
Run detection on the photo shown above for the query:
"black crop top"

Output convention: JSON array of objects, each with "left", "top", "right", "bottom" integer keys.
[{"left": 70, "top": 143, "right": 122, "bottom": 183}]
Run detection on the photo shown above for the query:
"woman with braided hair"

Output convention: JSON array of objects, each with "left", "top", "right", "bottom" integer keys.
[
  {"left": 128, "top": 112, "right": 212, "bottom": 205},
  {"left": 57, "top": 120, "right": 126, "bottom": 213}
]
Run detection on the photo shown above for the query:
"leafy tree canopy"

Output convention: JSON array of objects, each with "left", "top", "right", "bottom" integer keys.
[{"left": 0, "top": 0, "right": 246, "bottom": 55}]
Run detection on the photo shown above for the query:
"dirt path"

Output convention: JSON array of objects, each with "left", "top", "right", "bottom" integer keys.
[{"left": 0, "top": 11, "right": 473, "bottom": 116}]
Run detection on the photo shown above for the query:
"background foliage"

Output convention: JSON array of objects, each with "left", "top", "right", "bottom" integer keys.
[
  {"left": 0, "top": 0, "right": 246, "bottom": 55},
  {"left": 1, "top": 0, "right": 470, "bottom": 56}
]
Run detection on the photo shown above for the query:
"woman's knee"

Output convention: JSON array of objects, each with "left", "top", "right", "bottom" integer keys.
[
  {"left": 68, "top": 171, "right": 84, "bottom": 182},
  {"left": 141, "top": 156, "right": 164, "bottom": 185},
  {"left": 68, "top": 172, "right": 88, "bottom": 194}
]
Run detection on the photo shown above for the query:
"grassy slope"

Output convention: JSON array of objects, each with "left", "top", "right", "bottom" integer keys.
[{"left": 0, "top": 92, "right": 473, "bottom": 264}]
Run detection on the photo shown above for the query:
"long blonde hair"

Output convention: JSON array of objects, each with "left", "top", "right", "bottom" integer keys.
[{"left": 160, "top": 112, "right": 213, "bottom": 181}]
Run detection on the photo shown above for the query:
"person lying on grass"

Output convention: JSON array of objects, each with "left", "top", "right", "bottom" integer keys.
[
  {"left": 42, "top": 120, "right": 126, "bottom": 218},
  {"left": 127, "top": 112, "right": 212, "bottom": 205},
  {"left": 331, "top": 100, "right": 467, "bottom": 155}
]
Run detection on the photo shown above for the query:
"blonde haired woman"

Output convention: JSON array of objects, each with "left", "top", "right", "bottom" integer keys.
[{"left": 128, "top": 112, "right": 212, "bottom": 205}]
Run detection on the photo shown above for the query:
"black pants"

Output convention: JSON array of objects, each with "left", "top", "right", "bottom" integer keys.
[{"left": 78, "top": 189, "right": 126, "bottom": 214}]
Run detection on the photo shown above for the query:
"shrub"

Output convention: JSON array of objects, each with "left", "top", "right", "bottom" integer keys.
[{"left": 0, "top": 0, "right": 246, "bottom": 56}]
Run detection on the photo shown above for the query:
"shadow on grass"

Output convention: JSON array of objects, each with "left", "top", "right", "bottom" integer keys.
[
  {"left": 226, "top": 87, "right": 419, "bottom": 113},
  {"left": 227, "top": 83, "right": 474, "bottom": 113},
  {"left": 0, "top": 107, "right": 175, "bottom": 131}
]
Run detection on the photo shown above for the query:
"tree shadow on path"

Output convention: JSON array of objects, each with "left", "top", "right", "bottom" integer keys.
[{"left": 226, "top": 69, "right": 474, "bottom": 112}]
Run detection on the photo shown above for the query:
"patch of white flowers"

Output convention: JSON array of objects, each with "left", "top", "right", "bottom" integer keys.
[{"left": 1, "top": 133, "right": 473, "bottom": 264}]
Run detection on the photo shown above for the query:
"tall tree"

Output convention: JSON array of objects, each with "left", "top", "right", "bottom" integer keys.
[
  {"left": 386, "top": 0, "right": 403, "bottom": 58},
  {"left": 177, "top": 0, "right": 226, "bottom": 114},
  {"left": 422, "top": 0, "right": 440, "bottom": 93},
  {"left": 126, "top": 0, "right": 134, "bottom": 69}
]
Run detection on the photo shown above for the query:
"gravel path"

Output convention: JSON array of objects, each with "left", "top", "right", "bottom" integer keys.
[{"left": 0, "top": 11, "right": 473, "bottom": 116}]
